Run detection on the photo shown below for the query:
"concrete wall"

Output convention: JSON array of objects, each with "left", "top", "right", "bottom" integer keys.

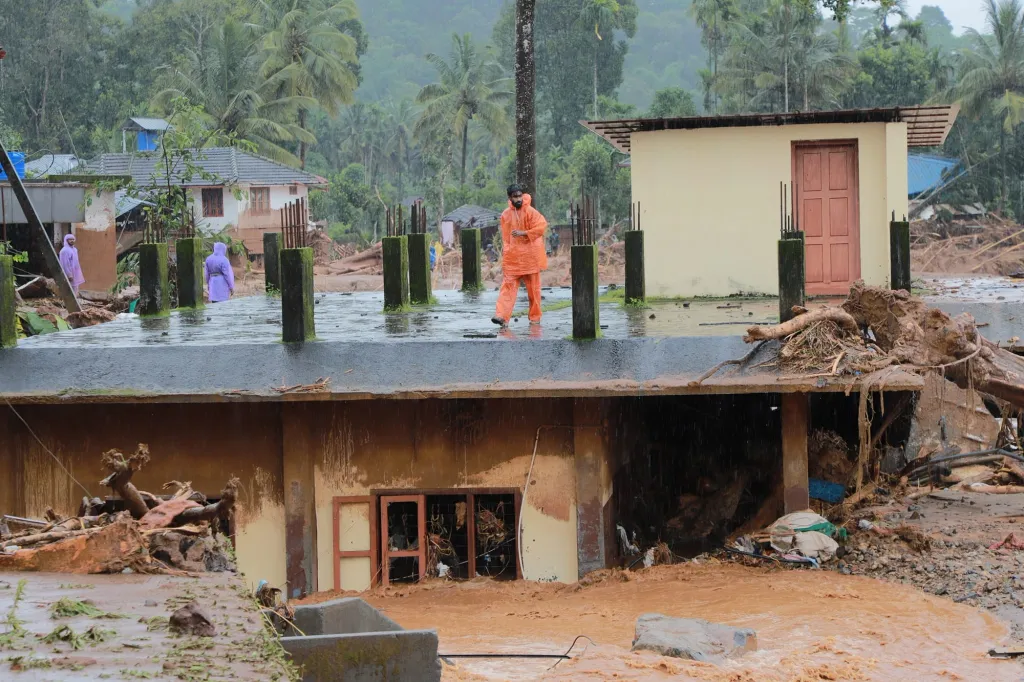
[
  {"left": 630, "top": 122, "right": 910, "bottom": 297},
  {"left": 74, "top": 191, "right": 117, "bottom": 292},
  {"left": 192, "top": 183, "right": 308, "bottom": 237},
  {"left": 0, "top": 403, "right": 287, "bottom": 592}
]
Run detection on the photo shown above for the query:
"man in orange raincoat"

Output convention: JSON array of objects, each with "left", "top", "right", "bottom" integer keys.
[{"left": 492, "top": 184, "right": 548, "bottom": 327}]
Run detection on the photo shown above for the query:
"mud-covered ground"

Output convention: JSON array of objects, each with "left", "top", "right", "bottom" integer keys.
[{"left": 832, "top": 488, "right": 1024, "bottom": 640}]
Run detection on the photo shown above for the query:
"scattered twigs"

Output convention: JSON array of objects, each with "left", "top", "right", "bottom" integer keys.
[
  {"left": 272, "top": 377, "right": 331, "bottom": 394},
  {"left": 690, "top": 341, "right": 768, "bottom": 386}
]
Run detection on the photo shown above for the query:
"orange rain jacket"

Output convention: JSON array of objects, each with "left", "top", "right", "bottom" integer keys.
[{"left": 499, "top": 194, "right": 548, "bottom": 277}]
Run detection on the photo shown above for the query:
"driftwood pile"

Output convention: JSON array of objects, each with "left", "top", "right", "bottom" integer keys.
[
  {"left": 0, "top": 444, "right": 238, "bottom": 574},
  {"left": 744, "top": 281, "right": 1024, "bottom": 409}
]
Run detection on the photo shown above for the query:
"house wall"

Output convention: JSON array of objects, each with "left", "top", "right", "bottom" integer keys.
[
  {"left": 630, "top": 122, "right": 909, "bottom": 297},
  {"left": 73, "top": 191, "right": 117, "bottom": 292},
  {"left": 192, "top": 184, "right": 309, "bottom": 245},
  {"left": 0, "top": 403, "right": 287, "bottom": 592}
]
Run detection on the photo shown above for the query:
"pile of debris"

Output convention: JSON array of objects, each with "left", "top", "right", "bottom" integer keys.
[
  {"left": 911, "top": 211, "right": 1024, "bottom": 276},
  {"left": 15, "top": 277, "right": 127, "bottom": 338},
  {"left": 728, "top": 511, "right": 847, "bottom": 568},
  {"left": 0, "top": 444, "right": 237, "bottom": 574}
]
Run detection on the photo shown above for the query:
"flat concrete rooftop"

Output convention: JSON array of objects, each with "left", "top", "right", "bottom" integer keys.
[{"left": 1, "top": 288, "right": 927, "bottom": 402}]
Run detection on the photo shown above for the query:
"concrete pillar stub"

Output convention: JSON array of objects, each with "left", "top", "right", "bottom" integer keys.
[
  {"left": 571, "top": 244, "right": 599, "bottom": 339},
  {"left": 0, "top": 255, "right": 17, "bottom": 348},
  {"left": 890, "top": 220, "right": 911, "bottom": 292},
  {"left": 175, "top": 237, "right": 204, "bottom": 309},
  {"left": 781, "top": 392, "right": 810, "bottom": 513},
  {"left": 407, "top": 233, "right": 432, "bottom": 305},
  {"left": 382, "top": 235, "right": 410, "bottom": 311},
  {"left": 461, "top": 228, "right": 482, "bottom": 292},
  {"left": 281, "top": 247, "right": 315, "bottom": 342},
  {"left": 624, "top": 230, "right": 645, "bottom": 305},
  {"left": 264, "top": 232, "right": 282, "bottom": 293},
  {"left": 778, "top": 235, "right": 805, "bottom": 323},
  {"left": 138, "top": 242, "right": 170, "bottom": 317}
]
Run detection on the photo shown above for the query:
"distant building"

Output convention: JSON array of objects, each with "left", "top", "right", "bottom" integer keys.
[
  {"left": 441, "top": 204, "right": 501, "bottom": 246},
  {"left": 584, "top": 105, "right": 960, "bottom": 297}
]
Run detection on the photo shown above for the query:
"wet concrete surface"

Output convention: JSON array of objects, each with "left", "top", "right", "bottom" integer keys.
[
  {"left": 0, "top": 570, "right": 289, "bottom": 680},
  {"left": 923, "top": 276, "right": 1024, "bottom": 350},
  {"left": 14, "top": 288, "right": 780, "bottom": 348}
]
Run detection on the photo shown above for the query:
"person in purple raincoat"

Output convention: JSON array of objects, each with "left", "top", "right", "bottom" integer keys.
[
  {"left": 58, "top": 233, "right": 85, "bottom": 295},
  {"left": 204, "top": 242, "right": 235, "bottom": 303}
]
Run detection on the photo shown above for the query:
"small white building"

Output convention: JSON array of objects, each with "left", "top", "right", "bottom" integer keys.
[{"left": 86, "top": 147, "right": 328, "bottom": 255}]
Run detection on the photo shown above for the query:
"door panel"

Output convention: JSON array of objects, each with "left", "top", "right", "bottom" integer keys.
[{"left": 794, "top": 142, "right": 860, "bottom": 295}]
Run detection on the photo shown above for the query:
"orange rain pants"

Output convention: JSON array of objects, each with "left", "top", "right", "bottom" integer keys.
[{"left": 495, "top": 272, "right": 542, "bottom": 323}]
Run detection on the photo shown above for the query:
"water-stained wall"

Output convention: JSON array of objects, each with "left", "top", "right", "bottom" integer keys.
[{"left": 0, "top": 403, "right": 286, "bottom": 591}]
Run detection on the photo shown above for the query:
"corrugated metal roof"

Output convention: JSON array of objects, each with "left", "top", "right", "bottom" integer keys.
[
  {"left": 908, "top": 153, "right": 961, "bottom": 197},
  {"left": 122, "top": 117, "right": 171, "bottom": 132},
  {"left": 442, "top": 204, "right": 500, "bottom": 227},
  {"left": 582, "top": 105, "right": 961, "bottom": 153},
  {"left": 24, "top": 154, "right": 81, "bottom": 177},
  {"left": 84, "top": 147, "right": 328, "bottom": 187}
]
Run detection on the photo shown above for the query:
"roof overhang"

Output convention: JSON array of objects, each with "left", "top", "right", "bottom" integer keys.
[{"left": 582, "top": 104, "right": 961, "bottom": 153}]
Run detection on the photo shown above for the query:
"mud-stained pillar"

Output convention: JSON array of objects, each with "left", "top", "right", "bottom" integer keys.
[
  {"left": 0, "top": 255, "right": 17, "bottom": 348},
  {"left": 264, "top": 232, "right": 281, "bottom": 292},
  {"left": 572, "top": 244, "right": 599, "bottom": 339},
  {"left": 574, "top": 399, "right": 612, "bottom": 579},
  {"left": 461, "top": 228, "right": 482, "bottom": 292},
  {"left": 382, "top": 235, "right": 410, "bottom": 311},
  {"left": 624, "top": 230, "right": 645, "bottom": 305},
  {"left": 407, "top": 233, "right": 432, "bottom": 305},
  {"left": 138, "top": 242, "right": 170, "bottom": 317},
  {"left": 282, "top": 403, "right": 318, "bottom": 598},
  {"left": 778, "top": 233, "right": 805, "bottom": 323},
  {"left": 890, "top": 217, "right": 911, "bottom": 292},
  {"left": 781, "top": 392, "right": 810, "bottom": 513},
  {"left": 281, "top": 247, "right": 315, "bottom": 342},
  {"left": 175, "top": 237, "right": 204, "bottom": 309}
]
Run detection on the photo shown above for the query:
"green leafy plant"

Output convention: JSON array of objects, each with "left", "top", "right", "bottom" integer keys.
[
  {"left": 0, "top": 241, "right": 28, "bottom": 263},
  {"left": 50, "top": 598, "right": 104, "bottom": 619},
  {"left": 41, "top": 624, "right": 84, "bottom": 650},
  {"left": 0, "top": 580, "right": 27, "bottom": 650}
]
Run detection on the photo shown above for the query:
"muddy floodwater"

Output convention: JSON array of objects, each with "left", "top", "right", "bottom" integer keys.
[{"left": 360, "top": 562, "right": 1017, "bottom": 681}]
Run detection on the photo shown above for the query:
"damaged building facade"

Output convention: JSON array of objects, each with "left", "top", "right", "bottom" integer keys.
[{"left": 0, "top": 324, "right": 923, "bottom": 597}]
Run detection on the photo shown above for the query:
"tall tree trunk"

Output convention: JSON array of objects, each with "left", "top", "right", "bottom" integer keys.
[
  {"left": 593, "top": 44, "right": 599, "bottom": 119},
  {"left": 712, "top": 16, "right": 718, "bottom": 115},
  {"left": 514, "top": 0, "right": 538, "bottom": 198},
  {"left": 299, "top": 109, "right": 307, "bottom": 169},
  {"left": 460, "top": 121, "right": 469, "bottom": 187},
  {"left": 1001, "top": 125, "right": 1008, "bottom": 213},
  {"left": 803, "top": 75, "right": 808, "bottom": 111},
  {"left": 783, "top": 58, "right": 789, "bottom": 113}
]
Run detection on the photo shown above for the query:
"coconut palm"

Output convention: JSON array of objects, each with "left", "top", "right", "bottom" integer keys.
[
  {"left": 690, "top": 0, "right": 736, "bottom": 114},
  {"left": 954, "top": 0, "right": 1024, "bottom": 210},
  {"left": 579, "top": 0, "right": 625, "bottom": 119},
  {"left": 415, "top": 33, "right": 512, "bottom": 188},
  {"left": 251, "top": 0, "right": 360, "bottom": 168},
  {"left": 152, "top": 18, "right": 313, "bottom": 164}
]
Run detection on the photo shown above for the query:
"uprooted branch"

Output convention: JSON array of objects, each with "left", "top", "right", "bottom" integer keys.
[
  {"left": 171, "top": 477, "right": 240, "bottom": 526},
  {"left": 99, "top": 444, "right": 151, "bottom": 519},
  {"left": 742, "top": 307, "right": 859, "bottom": 343}
]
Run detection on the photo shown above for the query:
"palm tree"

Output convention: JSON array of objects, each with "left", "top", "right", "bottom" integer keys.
[
  {"left": 514, "top": 0, "right": 537, "bottom": 196},
  {"left": 954, "top": 0, "right": 1024, "bottom": 211},
  {"left": 383, "top": 99, "right": 418, "bottom": 203},
  {"left": 415, "top": 33, "right": 512, "bottom": 188},
  {"left": 579, "top": 0, "right": 622, "bottom": 119},
  {"left": 251, "top": 0, "right": 360, "bottom": 168},
  {"left": 690, "top": 0, "right": 736, "bottom": 114},
  {"left": 152, "top": 18, "right": 313, "bottom": 164}
]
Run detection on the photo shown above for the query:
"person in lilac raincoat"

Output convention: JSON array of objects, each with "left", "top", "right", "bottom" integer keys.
[
  {"left": 58, "top": 233, "right": 85, "bottom": 295},
  {"left": 204, "top": 242, "right": 235, "bottom": 303}
]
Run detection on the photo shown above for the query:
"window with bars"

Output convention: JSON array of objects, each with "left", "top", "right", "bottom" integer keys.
[
  {"left": 289, "top": 184, "right": 299, "bottom": 196},
  {"left": 251, "top": 187, "right": 271, "bottom": 214},
  {"left": 201, "top": 188, "right": 224, "bottom": 217}
]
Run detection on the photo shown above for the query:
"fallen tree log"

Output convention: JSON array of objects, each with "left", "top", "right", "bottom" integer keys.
[
  {"left": 743, "top": 307, "right": 859, "bottom": 343},
  {"left": 99, "top": 444, "right": 151, "bottom": 519},
  {"left": 1, "top": 527, "right": 100, "bottom": 549},
  {"left": 171, "top": 477, "right": 240, "bottom": 526}
]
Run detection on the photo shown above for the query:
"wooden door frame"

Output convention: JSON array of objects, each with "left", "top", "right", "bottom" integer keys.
[
  {"left": 791, "top": 139, "right": 861, "bottom": 295},
  {"left": 379, "top": 494, "right": 427, "bottom": 587},
  {"left": 331, "top": 496, "right": 379, "bottom": 591}
]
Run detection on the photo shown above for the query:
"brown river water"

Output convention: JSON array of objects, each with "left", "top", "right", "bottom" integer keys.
[{"left": 360, "top": 562, "right": 1020, "bottom": 681}]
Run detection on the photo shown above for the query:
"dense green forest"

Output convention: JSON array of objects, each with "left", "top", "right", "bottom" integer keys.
[{"left": 1, "top": 0, "right": 1023, "bottom": 239}]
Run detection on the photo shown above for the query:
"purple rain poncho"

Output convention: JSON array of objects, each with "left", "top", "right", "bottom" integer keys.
[
  {"left": 58, "top": 234, "right": 85, "bottom": 293},
  {"left": 204, "top": 242, "right": 235, "bottom": 303}
]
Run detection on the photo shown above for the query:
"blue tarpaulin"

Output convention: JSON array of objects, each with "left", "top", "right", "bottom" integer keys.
[{"left": 909, "top": 154, "right": 960, "bottom": 198}]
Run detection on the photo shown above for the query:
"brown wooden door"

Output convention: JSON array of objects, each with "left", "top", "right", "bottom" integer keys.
[{"left": 794, "top": 142, "right": 860, "bottom": 295}]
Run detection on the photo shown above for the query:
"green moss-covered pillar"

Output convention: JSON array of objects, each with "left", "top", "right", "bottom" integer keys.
[
  {"left": 0, "top": 255, "right": 17, "bottom": 348},
  {"left": 461, "top": 228, "right": 482, "bottom": 292},
  {"left": 264, "top": 232, "right": 282, "bottom": 293},
  {"left": 624, "top": 230, "right": 645, "bottom": 305},
  {"left": 281, "top": 247, "right": 315, "bottom": 343},
  {"left": 138, "top": 242, "right": 170, "bottom": 317},
  {"left": 382, "top": 235, "right": 410, "bottom": 311},
  {"left": 175, "top": 237, "right": 204, "bottom": 309},
  {"left": 890, "top": 219, "right": 911, "bottom": 292},
  {"left": 407, "top": 232, "right": 432, "bottom": 304},
  {"left": 571, "top": 244, "right": 599, "bottom": 339},
  {"left": 778, "top": 233, "right": 805, "bottom": 323}
]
